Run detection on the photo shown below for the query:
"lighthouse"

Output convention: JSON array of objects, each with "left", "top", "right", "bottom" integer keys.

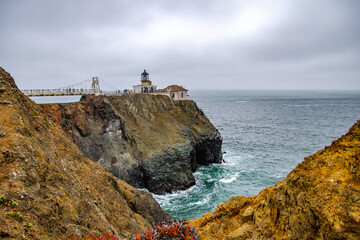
[
  {"left": 141, "top": 70, "right": 151, "bottom": 84},
  {"left": 133, "top": 70, "right": 157, "bottom": 93}
]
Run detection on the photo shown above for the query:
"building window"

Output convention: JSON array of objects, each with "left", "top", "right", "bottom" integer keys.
[
  {"left": 172, "top": 93, "right": 175, "bottom": 98},
  {"left": 181, "top": 92, "right": 184, "bottom": 98}
]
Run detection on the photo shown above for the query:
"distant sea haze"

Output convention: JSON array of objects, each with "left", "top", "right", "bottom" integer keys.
[
  {"left": 30, "top": 95, "right": 81, "bottom": 104},
  {"left": 153, "top": 90, "right": 360, "bottom": 219},
  {"left": 31, "top": 90, "right": 360, "bottom": 219}
]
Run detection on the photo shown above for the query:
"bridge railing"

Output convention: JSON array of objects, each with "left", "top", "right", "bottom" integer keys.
[
  {"left": 99, "top": 90, "right": 122, "bottom": 96},
  {"left": 21, "top": 88, "right": 126, "bottom": 97},
  {"left": 21, "top": 88, "right": 96, "bottom": 96}
]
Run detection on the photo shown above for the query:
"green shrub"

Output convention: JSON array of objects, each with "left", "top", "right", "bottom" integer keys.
[
  {"left": 7, "top": 210, "right": 15, "bottom": 216},
  {"left": 0, "top": 194, "right": 6, "bottom": 202}
]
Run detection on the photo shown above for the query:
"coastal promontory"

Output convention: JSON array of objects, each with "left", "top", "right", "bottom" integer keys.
[
  {"left": 41, "top": 94, "right": 223, "bottom": 194},
  {"left": 0, "top": 67, "right": 170, "bottom": 239}
]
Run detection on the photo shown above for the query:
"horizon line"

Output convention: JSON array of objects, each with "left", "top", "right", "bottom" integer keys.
[{"left": 189, "top": 88, "right": 360, "bottom": 92}]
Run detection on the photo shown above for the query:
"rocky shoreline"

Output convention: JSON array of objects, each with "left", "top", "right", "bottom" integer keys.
[
  {"left": 1, "top": 66, "right": 359, "bottom": 239},
  {"left": 0, "top": 67, "right": 171, "bottom": 239},
  {"left": 41, "top": 94, "right": 223, "bottom": 194},
  {"left": 189, "top": 120, "right": 360, "bottom": 239}
]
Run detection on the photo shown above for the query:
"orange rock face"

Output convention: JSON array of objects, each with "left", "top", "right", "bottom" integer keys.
[
  {"left": 189, "top": 120, "right": 360, "bottom": 239},
  {"left": 0, "top": 67, "right": 170, "bottom": 239}
]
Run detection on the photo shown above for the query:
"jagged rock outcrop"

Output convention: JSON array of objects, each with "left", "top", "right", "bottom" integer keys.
[
  {"left": 41, "top": 94, "right": 222, "bottom": 194},
  {"left": 0, "top": 67, "right": 170, "bottom": 239},
  {"left": 189, "top": 121, "right": 360, "bottom": 239}
]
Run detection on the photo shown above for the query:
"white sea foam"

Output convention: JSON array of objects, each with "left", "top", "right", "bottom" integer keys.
[
  {"left": 223, "top": 152, "right": 242, "bottom": 163},
  {"left": 220, "top": 172, "right": 239, "bottom": 183},
  {"left": 153, "top": 183, "right": 199, "bottom": 203},
  {"left": 188, "top": 196, "right": 210, "bottom": 206},
  {"left": 223, "top": 159, "right": 238, "bottom": 166}
]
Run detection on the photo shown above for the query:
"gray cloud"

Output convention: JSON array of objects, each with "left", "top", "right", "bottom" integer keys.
[{"left": 0, "top": 0, "right": 359, "bottom": 90}]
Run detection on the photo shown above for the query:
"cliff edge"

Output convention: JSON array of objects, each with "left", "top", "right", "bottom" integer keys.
[
  {"left": 189, "top": 120, "right": 360, "bottom": 239},
  {"left": 41, "top": 94, "right": 222, "bottom": 194},
  {"left": 0, "top": 67, "right": 170, "bottom": 239}
]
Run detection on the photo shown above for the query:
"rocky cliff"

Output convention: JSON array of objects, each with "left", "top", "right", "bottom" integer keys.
[
  {"left": 0, "top": 67, "right": 170, "bottom": 239},
  {"left": 41, "top": 94, "right": 222, "bottom": 194},
  {"left": 189, "top": 121, "right": 360, "bottom": 239}
]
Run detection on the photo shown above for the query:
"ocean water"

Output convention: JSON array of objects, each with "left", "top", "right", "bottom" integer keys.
[
  {"left": 30, "top": 95, "right": 81, "bottom": 104},
  {"left": 153, "top": 90, "right": 360, "bottom": 220}
]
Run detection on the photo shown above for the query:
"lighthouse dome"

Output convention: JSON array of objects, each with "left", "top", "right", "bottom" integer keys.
[{"left": 141, "top": 70, "right": 149, "bottom": 76}]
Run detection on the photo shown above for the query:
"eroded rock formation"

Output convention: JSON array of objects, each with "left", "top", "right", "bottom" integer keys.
[
  {"left": 189, "top": 121, "right": 360, "bottom": 239},
  {"left": 41, "top": 94, "right": 222, "bottom": 194},
  {"left": 0, "top": 67, "right": 170, "bottom": 239}
]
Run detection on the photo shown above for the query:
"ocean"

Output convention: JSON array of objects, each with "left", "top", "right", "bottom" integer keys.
[
  {"left": 153, "top": 90, "right": 360, "bottom": 220},
  {"left": 30, "top": 91, "right": 360, "bottom": 220}
]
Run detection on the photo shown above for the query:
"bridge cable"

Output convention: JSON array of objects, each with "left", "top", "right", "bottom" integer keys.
[
  {"left": 98, "top": 78, "right": 118, "bottom": 90},
  {"left": 59, "top": 79, "right": 92, "bottom": 90}
]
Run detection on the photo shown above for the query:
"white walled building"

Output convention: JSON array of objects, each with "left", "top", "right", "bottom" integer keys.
[
  {"left": 132, "top": 70, "right": 189, "bottom": 100},
  {"left": 159, "top": 85, "right": 189, "bottom": 100},
  {"left": 133, "top": 70, "right": 157, "bottom": 93}
]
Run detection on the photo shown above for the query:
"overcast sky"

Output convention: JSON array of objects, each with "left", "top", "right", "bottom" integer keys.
[{"left": 0, "top": 0, "right": 359, "bottom": 91}]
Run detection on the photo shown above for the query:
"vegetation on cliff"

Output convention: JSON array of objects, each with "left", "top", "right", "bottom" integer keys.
[
  {"left": 189, "top": 120, "right": 360, "bottom": 239},
  {"left": 41, "top": 93, "right": 222, "bottom": 194},
  {"left": 58, "top": 219, "right": 198, "bottom": 240},
  {"left": 0, "top": 67, "right": 170, "bottom": 239}
]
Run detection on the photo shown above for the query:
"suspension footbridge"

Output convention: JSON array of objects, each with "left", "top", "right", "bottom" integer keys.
[{"left": 21, "top": 77, "right": 121, "bottom": 97}]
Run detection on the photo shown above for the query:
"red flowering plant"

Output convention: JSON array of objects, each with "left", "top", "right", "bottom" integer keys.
[
  {"left": 59, "top": 219, "right": 198, "bottom": 240},
  {"left": 128, "top": 219, "right": 198, "bottom": 240}
]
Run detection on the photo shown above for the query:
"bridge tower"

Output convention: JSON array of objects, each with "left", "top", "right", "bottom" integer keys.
[{"left": 91, "top": 77, "right": 101, "bottom": 95}]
